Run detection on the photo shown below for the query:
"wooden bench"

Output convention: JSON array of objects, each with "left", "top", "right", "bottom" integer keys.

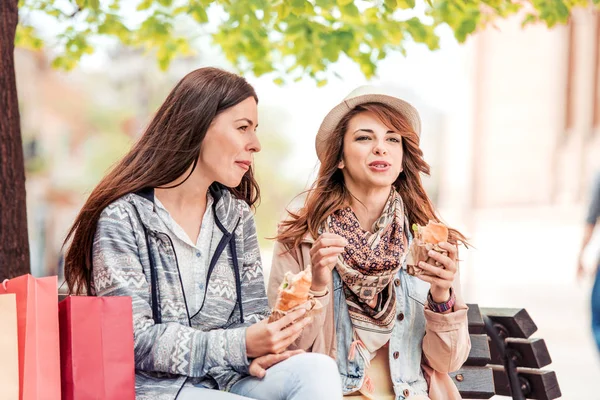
[
  {"left": 451, "top": 304, "right": 562, "bottom": 399},
  {"left": 61, "top": 292, "right": 561, "bottom": 398}
]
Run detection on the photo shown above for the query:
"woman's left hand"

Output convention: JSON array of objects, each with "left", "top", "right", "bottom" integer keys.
[
  {"left": 415, "top": 242, "right": 458, "bottom": 303},
  {"left": 249, "top": 349, "right": 305, "bottom": 378}
]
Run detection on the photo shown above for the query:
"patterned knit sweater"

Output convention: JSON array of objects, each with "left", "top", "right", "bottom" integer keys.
[{"left": 91, "top": 187, "right": 269, "bottom": 400}]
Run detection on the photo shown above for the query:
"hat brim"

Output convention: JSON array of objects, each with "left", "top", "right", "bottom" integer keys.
[{"left": 315, "top": 93, "right": 421, "bottom": 162}]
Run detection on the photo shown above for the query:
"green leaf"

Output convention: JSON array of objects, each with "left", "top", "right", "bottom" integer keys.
[
  {"left": 557, "top": 1, "right": 570, "bottom": 20},
  {"left": 15, "top": 25, "right": 44, "bottom": 50},
  {"left": 521, "top": 14, "right": 537, "bottom": 28},
  {"left": 336, "top": 0, "right": 353, "bottom": 6},
  {"left": 405, "top": 17, "right": 437, "bottom": 45},
  {"left": 397, "top": 0, "right": 416, "bottom": 9},
  {"left": 157, "top": 0, "right": 172, "bottom": 6},
  {"left": 89, "top": 0, "right": 100, "bottom": 11},
  {"left": 190, "top": 5, "right": 208, "bottom": 23},
  {"left": 173, "top": 6, "right": 187, "bottom": 14},
  {"left": 455, "top": 18, "right": 477, "bottom": 42},
  {"left": 137, "top": 0, "right": 153, "bottom": 11},
  {"left": 273, "top": 77, "right": 285, "bottom": 85},
  {"left": 277, "top": 2, "right": 291, "bottom": 18},
  {"left": 291, "top": 0, "right": 306, "bottom": 13},
  {"left": 358, "top": 53, "right": 376, "bottom": 78},
  {"left": 340, "top": 2, "right": 359, "bottom": 18},
  {"left": 304, "top": 1, "right": 315, "bottom": 14},
  {"left": 51, "top": 55, "right": 78, "bottom": 71},
  {"left": 98, "top": 14, "right": 129, "bottom": 37},
  {"left": 316, "top": 79, "right": 328, "bottom": 87},
  {"left": 384, "top": 0, "right": 397, "bottom": 11}
]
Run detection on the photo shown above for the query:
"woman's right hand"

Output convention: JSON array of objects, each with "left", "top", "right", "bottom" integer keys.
[
  {"left": 309, "top": 233, "right": 347, "bottom": 291},
  {"left": 246, "top": 308, "right": 312, "bottom": 358}
]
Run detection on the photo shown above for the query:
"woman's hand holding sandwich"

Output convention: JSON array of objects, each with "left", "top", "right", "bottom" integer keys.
[
  {"left": 415, "top": 241, "right": 458, "bottom": 303},
  {"left": 246, "top": 308, "right": 312, "bottom": 358}
]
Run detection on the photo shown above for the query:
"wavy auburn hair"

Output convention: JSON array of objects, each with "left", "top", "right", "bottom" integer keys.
[
  {"left": 64, "top": 67, "right": 259, "bottom": 295},
  {"left": 276, "top": 102, "right": 467, "bottom": 249}
]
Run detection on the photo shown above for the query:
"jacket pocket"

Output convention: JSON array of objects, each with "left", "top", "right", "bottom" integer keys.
[{"left": 406, "top": 275, "right": 429, "bottom": 306}]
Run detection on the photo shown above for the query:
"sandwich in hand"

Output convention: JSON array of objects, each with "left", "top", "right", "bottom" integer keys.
[
  {"left": 269, "top": 270, "right": 323, "bottom": 323},
  {"left": 406, "top": 220, "right": 449, "bottom": 276}
]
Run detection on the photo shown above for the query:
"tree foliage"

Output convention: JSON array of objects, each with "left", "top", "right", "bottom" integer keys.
[{"left": 17, "top": 0, "right": 598, "bottom": 85}]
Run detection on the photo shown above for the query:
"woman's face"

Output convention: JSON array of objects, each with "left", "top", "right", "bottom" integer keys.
[
  {"left": 339, "top": 111, "right": 404, "bottom": 190},
  {"left": 199, "top": 96, "right": 261, "bottom": 187}
]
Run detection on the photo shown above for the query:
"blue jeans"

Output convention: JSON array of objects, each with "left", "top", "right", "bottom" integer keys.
[
  {"left": 177, "top": 353, "right": 342, "bottom": 400},
  {"left": 592, "top": 266, "right": 600, "bottom": 354}
]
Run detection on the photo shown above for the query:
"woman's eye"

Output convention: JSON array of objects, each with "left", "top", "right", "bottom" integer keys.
[
  {"left": 356, "top": 136, "right": 370, "bottom": 141},
  {"left": 388, "top": 137, "right": 401, "bottom": 143},
  {"left": 238, "top": 126, "right": 248, "bottom": 132}
]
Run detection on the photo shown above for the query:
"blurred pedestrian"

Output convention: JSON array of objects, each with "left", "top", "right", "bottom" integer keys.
[{"left": 577, "top": 171, "right": 600, "bottom": 353}]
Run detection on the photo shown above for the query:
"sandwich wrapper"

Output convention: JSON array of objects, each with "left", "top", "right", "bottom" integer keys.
[
  {"left": 268, "top": 297, "right": 323, "bottom": 323},
  {"left": 406, "top": 221, "right": 449, "bottom": 276},
  {"left": 269, "top": 270, "right": 323, "bottom": 323}
]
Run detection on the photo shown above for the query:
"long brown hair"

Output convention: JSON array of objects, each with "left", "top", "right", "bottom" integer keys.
[
  {"left": 64, "top": 67, "right": 259, "bottom": 295},
  {"left": 277, "top": 102, "right": 467, "bottom": 249}
]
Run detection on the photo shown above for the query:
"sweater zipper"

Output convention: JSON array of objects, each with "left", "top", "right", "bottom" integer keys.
[
  {"left": 190, "top": 216, "right": 242, "bottom": 322},
  {"left": 158, "top": 231, "right": 192, "bottom": 327}
]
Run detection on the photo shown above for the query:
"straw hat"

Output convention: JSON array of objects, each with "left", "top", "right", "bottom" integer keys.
[{"left": 315, "top": 85, "right": 421, "bottom": 162}]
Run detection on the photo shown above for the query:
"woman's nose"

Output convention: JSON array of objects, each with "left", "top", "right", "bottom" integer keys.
[
  {"left": 248, "top": 132, "right": 261, "bottom": 153},
  {"left": 373, "top": 142, "right": 387, "bottom": 156}
]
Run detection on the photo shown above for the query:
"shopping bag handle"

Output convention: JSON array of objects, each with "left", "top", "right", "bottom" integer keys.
[{"left": 2, "top": 279, "right": 8, "bottom": 290}]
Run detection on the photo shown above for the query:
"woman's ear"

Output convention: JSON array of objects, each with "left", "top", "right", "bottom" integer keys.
[{"left": 338, "top": 159, "right": 345, "bottom": 169}]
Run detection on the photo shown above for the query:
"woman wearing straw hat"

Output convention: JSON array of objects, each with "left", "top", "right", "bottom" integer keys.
[{"left": 268, "top": 86, "right": 471, "bottom": 400}]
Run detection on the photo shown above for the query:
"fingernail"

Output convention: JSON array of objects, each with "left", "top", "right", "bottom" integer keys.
[
  {"left": 299, "top": 308, "right": 307, "bottom": 315},
  {"left": 428, "top": 250, "right": 436, "bottom": 257}
]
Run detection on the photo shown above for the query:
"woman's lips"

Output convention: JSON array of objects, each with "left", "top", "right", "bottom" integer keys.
[
  {"left": 368, "top": 161, "right": 391, "bottom": 172},
  {"left": 235, "top": 161, "right": 251, "bottom": 171}
]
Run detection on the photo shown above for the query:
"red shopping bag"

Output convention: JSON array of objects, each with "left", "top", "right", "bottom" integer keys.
[
  {"left": 0, "top": 293, "right": 19, "bottom": 400},
  {"left": 0, "top": 274, "right": 61, "bottom": 400},
  {"left": 59, "top": 296, "right": 136, "bottom": 400}
]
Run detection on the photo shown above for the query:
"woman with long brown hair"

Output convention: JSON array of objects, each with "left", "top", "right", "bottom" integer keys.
[
  {"left": 63, "top": 67, "right": 341, "bottom": 400},
  {"left": 269, "top": 86, "right": 471, "bottom": 400}
]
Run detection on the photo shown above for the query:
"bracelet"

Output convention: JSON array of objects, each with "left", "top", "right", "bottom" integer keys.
[
  {"left": 309, "top": 287, "right": 329, "bottom": 297},
  {"left": 427, "top": 287, "right": 456, "bottom": 313}
]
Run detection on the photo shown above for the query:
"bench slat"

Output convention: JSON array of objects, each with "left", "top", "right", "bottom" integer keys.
[
  {"left": 490, "top": 365, "right": 561, "bottom": 400},
  {"left": 490, "top": 338, "right": 552, "bottom": 369},
  {"left": 481, "top": 307, "right": 538, "bottom": 339},
  {"left": 467, "top": 303, "right": 485, "bottom": 334},
  {"left": 452, "top": 366, "right": 495, "bottom": 399},
  {"left": 465, "top": 334, "right": 491, "bottom": 366}
]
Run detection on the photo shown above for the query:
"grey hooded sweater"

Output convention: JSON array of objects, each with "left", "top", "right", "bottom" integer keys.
[{"left": 91, "top": 186, "right": 269, "bottom": 400}]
